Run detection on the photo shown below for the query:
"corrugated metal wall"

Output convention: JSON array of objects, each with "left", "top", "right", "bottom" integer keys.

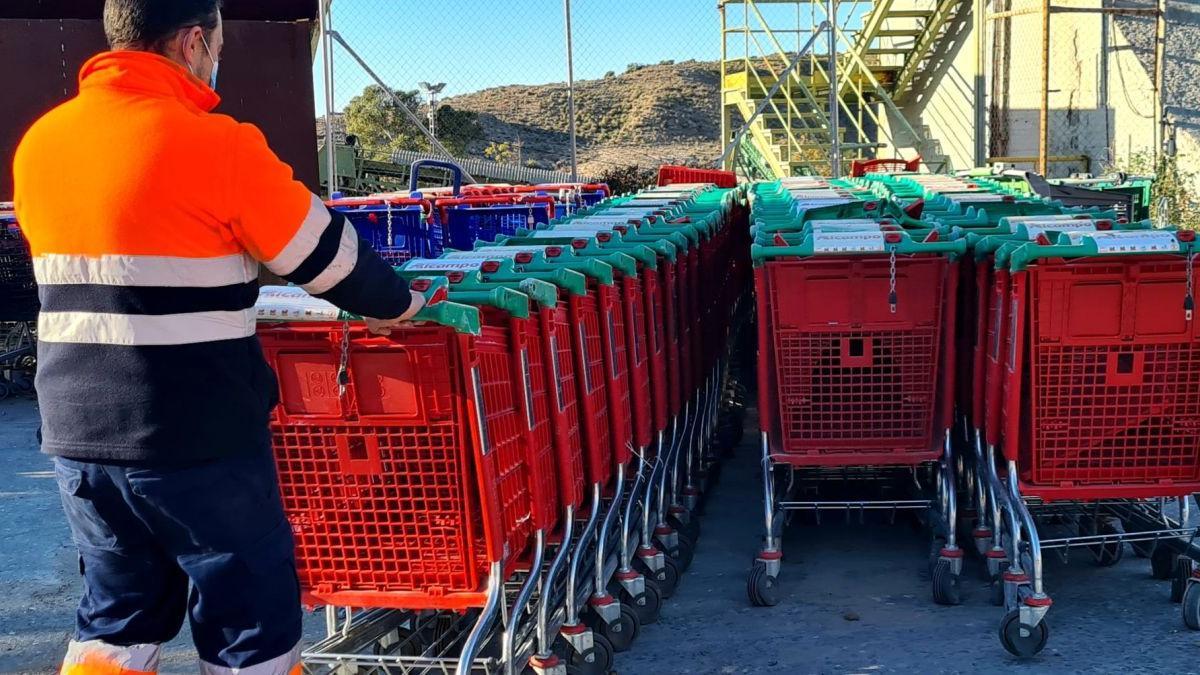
[{"left": 0, "top": 1, "right": 320, "bottom": 197}]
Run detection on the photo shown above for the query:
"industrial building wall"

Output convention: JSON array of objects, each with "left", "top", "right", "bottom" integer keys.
[{"left": 878, "top": 0, "right": 1197, "bottom": 182}]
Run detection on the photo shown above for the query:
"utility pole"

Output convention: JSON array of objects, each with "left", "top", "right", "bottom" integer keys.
[
  {"left": 1153, "top": 0, "right": 1166, "bottom": 167},
  {"left": 1038, "top": 0, "right": 1051, "bottom": 176},
  {"left": 320, "top": 0, "right": 337, "bottom": 197},
  {"left": 827, "top": 0, "right": 841, "bottom": 178},
  {"left": 563, "top": 0, "right": 579, "bottom": 182},
  {"left": 419, "top": 81, "right": 447, "bottom": 143}
]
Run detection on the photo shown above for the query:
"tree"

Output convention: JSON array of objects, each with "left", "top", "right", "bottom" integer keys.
[
  {"left": 484, "top": 141, "right": 514, "bottom": 164},
  {"left": 342, "top": 84, "right": 482, "bottom": 159},
  {"left": 595, "top": 164, "right": 657, "bottom": 195}
]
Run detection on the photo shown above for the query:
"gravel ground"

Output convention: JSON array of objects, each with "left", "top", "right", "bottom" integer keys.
[{"left": 3, "top": 395, "right": 1200, "bottom": 673}]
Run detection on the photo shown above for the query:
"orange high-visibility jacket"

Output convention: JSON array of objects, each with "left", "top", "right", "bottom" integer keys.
[{"left": 13, "top": 51, "right": 410, "bottom": 463}]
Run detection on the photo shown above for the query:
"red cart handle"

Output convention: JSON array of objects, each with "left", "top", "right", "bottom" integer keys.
[
  {"left": 850, "top": 156, "right": 922, "bottom": 177},
  {"left": 435, "top": 194, "right": 555, "bottom": 222},
  {"left": 325, "top": 196, "right": 435, "bottom": 223}
]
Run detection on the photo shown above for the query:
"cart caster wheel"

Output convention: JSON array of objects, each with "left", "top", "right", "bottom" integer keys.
[
  {"left": 1131, "top": 538, "right": 1155, "bottom": 558},
  {"left": 1172, "top": 558, "right": 1194, "bottom": 604},
  {"left": 669, "top": 513, "right": 700, "bottom": 541},
  {"left": 989, "top": 576, "right": 1005, "bottom": 607},
  {"left": 1082, "top": 518, "right": 1124, "bottom": 567},
  {"left": 629, "top": 580, "right": 662, "bottom": 625},
  {"left": 1151, "top": 545, "right": 1177, "bottom": 580},
  {"left": 668, "top": 534, "right": 696, "bottom": 571},
  {"left": 1183, "top": 581, "right": 1200, "bottom": 630},
  {"left": 998, "top": 609, "right": 1049, "bottom": 657},
  {"left": 561, "top": 632, "right": 613, "bottom": 675},
  {"left": 927, "top": 537, "right": 947, "bottom": 576},
  {"left": 931, "top": 559, "right": 963, "bottom": 606},
  {"left": 747, "top": 562, "right": 780, "bottom": 607},
  {"left": 597, "top": 605, "right": 639, "bottom": 653},
  {"left": 0, "top": 382, "right": 9, "bottom": 402}
]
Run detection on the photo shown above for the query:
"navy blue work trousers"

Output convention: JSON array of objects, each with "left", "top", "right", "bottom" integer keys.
[{"left": 53, "top": 448, "right": 302, "bottom": 669}]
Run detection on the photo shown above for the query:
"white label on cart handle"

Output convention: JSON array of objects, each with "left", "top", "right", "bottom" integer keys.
[
  {"left": 791, "top": 199, "right": 854, "bottom": 212},
  {"left": 527, "top": 229, "right": 608, "bottom": 239},
  {"left": 1021, "top": 222, "right": 1097, "bottom": 239},
  {"left": 811, "top": 231, "right": 887, "bottom": 253},
  {"left": 807, "top": 219, "right": 880, "bottom": 233},
  {"left": 1066, "top": 230, "right": 1180, "bottom": 253},
  {"left": 402, "top": 258, "right": 486, "bottom": 272},
  {"left": 254, "top": 286, "right": 341, "bottom": 321}
]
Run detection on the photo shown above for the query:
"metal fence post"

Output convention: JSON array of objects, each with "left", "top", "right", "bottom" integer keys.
[
  {"left": 564, "top": 0, "right": 579, "bottom": 183},
  {"left": 827, "top": 0, "right": 841, "bottom": 178},
  {"left": 321, "top": 0, "right": 337, "bottom": 197}
]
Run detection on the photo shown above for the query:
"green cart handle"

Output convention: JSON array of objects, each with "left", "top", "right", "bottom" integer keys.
[
  {"left": 445, "top": 287, "right": 531, "bottom": 319},
  {"left": 497, "top": 232, "right": 656, "bottom": 272},
  {"left": 465, "top": 245, "right": 618, "bottom": 286},
  {"left": 428, "top": 252, "right": 591, "bottom": 296},
  {"left": 752, "top": 231, "right": 967, "bottom": 264},
  {"left": 396, "top": 261, "right": 561, "bottom": 312},
  {"left": 1007, "top": 229, "right": 1194, "bottom": 271}
]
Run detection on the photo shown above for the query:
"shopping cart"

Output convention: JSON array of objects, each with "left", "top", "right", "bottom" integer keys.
[
  {"left": 849, "top": 156, "right": 922, "bottom": 177},
  {"left": 972, "top": 228, "right": 1200, "bottom": 657},
  {"left": 437, "top": 195, "right": 556, "bottom": 251},
  {"left": 656, "top": 165, "right": 738, "bottom": 189},
  {"left": 0, "top": 210, "right": 38, "bottom": 399},
  {"left": 258, "top": 279, "right": 546, "bottom": 671},
  {"left": 326, "top": 195, "right": 440, "bottom": 263},
  {"left": 749, "top": 219, "right": 967, "bottom": 607},
  {"left": 439, "top": 244, "right": 650, "bottom": 654}
]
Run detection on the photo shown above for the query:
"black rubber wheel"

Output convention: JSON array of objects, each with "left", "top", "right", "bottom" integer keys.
[
  {"left": 1172, "top": 557, "right": 1195, "bottom": 604},
  {"left": 989, "top": 575, "right": 1005, "bottom": 607},
  {"left": 556, "top": 631, "right": 612, "bottom": 675},
  {"left": 931, "top": 558, "right": 963, "bottom": 606},
  {"left": 1082, "top": 518, "right": 1124, "bottom": 567},
  {"left": 597, "top": 604, "right": 639, "bottom": 653},
  {"left": 669, "top": 512, "right": 701, "bottom": 542},
  {"left": 747, "top": 562, "right": 780, "bottom": 607},
  {"left": 1151, "top": 544, "right": 1177, "bottom": 580},
  {"left": 927, "top": 537, "right": 947, "bottom": 577},
  {"left": 668, "top": 533, "right": 696, "bottom": 572},
  {"left": 0, "top": 381, "right": 10, "bottom": 402},
  {"left": 10, "top": 374, "right": 32, "bottom": 393},
  {"left": 1131, "top": 538, "right": 1155, "bottom": 558},
  {"left": 619, "top": 578, "right": 662, "bottom": 625},
  {"left": 998, "top": 608, "right": 1049, "bottom": 658},
  {"left": 1184, "top": 581, "right": 1200, "bottom": 630}
]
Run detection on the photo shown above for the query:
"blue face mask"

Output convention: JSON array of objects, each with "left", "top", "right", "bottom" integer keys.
[{"left": 199, "top": 34, "right": 219, "bottom": 90}]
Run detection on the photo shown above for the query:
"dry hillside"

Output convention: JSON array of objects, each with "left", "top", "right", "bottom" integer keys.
[{"left": 445, "top": 60, "right": 722, "bottom": 176}]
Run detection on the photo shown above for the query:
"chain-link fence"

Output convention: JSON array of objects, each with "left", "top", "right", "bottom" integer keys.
[
  {"left": 316, "top": 1, "right": 718, "bottom": 194},
  {"left": 986, "top": 0, "right": 1167, "bottom": 178}
]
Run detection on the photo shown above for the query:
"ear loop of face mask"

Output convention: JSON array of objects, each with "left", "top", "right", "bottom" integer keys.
[{"left": 196, "top": 32, "right": 219, "bottom": 90}]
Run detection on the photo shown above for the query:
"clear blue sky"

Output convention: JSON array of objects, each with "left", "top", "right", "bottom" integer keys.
[{"left": 312, "top": 1, "right": 844, "bottom": 111}]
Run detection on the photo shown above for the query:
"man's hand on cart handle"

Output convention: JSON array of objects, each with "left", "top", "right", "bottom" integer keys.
[{"left": 365, "top": 278, "right": 452, "bottom": 335}]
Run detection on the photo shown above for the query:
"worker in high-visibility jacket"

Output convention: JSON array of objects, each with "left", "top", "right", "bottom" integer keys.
[{"left": 12, "top": 1, "right": 424, "bottom": 673}]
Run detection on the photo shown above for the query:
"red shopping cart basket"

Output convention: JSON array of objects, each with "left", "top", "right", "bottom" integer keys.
[
  {"left": 752, "top": 231, "right": 965, "bottom": 465},
  {"left": 259, "top": 288, "right": 536, "bottom": 609},
  {"left": 1002, "top": 230, "right": 1200, "bottom": 499},
  {"left": 657, "top": 165, "right": 737, "bottom": 189}
]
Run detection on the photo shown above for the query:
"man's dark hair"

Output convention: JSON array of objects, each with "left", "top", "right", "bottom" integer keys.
[{"left": 103, "top": 0, "right": 223, "bottom": 52}]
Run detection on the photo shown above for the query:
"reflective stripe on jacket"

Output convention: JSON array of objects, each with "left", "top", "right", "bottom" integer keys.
[{"left": 13, "top": 51, "right": 410, "bottom": 463}]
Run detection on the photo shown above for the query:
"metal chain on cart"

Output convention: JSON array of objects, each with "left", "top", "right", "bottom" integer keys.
[
  {"left": 888, "top": 245, "right": 898, "bottom": 314},
  {"left": 526, "top": 201, "right": 535, "bottom": 228},
  {"left": 337, "top": 320, "right": 351, "bottom": 398},
  {"left": 385, "top": 200, "right": 394, "bottom": 247},
  {"left": 1186, "top": 249, "right": 1195, "bottom": 321}
]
